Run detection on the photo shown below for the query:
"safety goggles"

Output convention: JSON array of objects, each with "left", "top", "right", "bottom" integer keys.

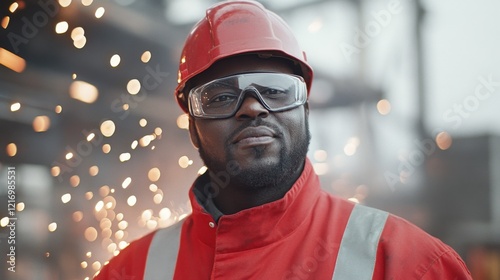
[{"left": 188, "top": 73, "right": 307, "bottom": 119}]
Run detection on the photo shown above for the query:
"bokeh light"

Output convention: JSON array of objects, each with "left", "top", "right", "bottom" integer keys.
[
  {"left": 100, "top": 120, "right": 116, "bottom": 137},
  {"left": 110, "top": 54, "right": 120, "bottom": 67}
]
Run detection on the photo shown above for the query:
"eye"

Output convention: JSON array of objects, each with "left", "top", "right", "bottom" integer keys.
[
  {"left": 204, "top": 91, "right": 239, "bottom": 109},
  {"left": 212, "top": 94, "right": 237, "bottom": 103},
  {"left": 261, "top": 87, "right": 288, "bottom": 98},
  {"left": 202, "top": 83, "right": 239, "bottom": 107}
]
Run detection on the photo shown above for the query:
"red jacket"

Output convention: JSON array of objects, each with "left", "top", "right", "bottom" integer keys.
[{"left": 95, "top": 158, "right": 471, "bottom": 279}]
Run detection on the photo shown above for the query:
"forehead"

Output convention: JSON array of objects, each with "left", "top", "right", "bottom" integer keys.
[{"left": 190, "top": 55, "right": 295, "bottom": 87}]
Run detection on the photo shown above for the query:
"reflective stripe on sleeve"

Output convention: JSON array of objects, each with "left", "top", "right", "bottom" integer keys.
[
  {"left": 144, "top": 221, "right": 182, "bottom": 280},
  {"left": 332, "top": 203, "right": 389, "bottom": 280}
]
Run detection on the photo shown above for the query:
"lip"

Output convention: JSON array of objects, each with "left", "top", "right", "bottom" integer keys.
[{"left": 232, "top": 126, "right": 277, "bottom": 146}]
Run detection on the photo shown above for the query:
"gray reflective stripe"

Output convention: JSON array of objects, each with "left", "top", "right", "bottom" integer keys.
[
  {"left": 332, "top": 204, "right": 389, "bottom": 280},
  {"left": 144, "top": 221, "right": 183, "bottom": 280}
]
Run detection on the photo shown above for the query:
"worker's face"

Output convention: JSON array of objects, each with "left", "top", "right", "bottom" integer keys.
[{"left": 188, "top": 56, "right": 310, "bottom": 189}]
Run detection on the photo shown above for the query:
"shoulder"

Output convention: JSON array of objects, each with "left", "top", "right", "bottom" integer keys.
[
  {"left": 313, "top": 195, "right": 472, "bottom": 279},
  {"left": 94, "top": 222, "right": 184, "bottom": 279},
  {"left": 381, "top": 213, "right": 455, "bottom": 255},
  {"left": 93, "top": 230, "right": 156, "bottom": 279},
  {"left": 377, "top": 213, "right": 472, "bottom": 279}
]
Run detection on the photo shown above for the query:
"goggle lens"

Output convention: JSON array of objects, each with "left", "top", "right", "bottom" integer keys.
[{"left": 188, "top": 73, "right": 307, "bottom": 119}]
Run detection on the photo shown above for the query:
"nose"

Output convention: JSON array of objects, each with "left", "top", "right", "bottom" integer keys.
[{"left": 234, "top": 94, "right": 269, "bottom": 120}]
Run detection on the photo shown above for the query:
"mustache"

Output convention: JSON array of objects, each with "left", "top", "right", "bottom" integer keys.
[{"left": 224, "top": 118, "right": 283, "bottom": 147}]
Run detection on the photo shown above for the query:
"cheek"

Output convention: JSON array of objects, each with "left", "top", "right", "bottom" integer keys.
[
  {"left": 280, "top": 111, "right": 307, "bottom": 139},
  {"left": 195, "top": 121, "right": 230, "bottom": 147}
]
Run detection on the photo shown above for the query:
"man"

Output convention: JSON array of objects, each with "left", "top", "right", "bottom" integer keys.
[{"left": 96, "top": 1, "right": 472, "bottom": 279}]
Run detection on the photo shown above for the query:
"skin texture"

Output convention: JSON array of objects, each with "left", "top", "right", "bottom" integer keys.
[{"left": 188, "top": 55, "right": 311, "bottom": 215}]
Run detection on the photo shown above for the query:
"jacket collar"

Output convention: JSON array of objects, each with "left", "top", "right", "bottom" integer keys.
[{"left": 188, "top": 157, "right": 321, "bottom": 253}]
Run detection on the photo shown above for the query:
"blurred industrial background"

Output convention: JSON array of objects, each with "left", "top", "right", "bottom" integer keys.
[{"left": 0, "top": 0, "right": 499, "bottom": 279}]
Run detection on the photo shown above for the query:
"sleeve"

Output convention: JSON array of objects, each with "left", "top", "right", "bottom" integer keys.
[{"left": 419, "top": 249, "right": 472, "bottom": 280}]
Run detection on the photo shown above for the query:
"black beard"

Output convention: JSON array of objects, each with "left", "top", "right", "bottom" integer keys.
[{"left": 197, "top": 117, "right": 311, "bottom": 191}]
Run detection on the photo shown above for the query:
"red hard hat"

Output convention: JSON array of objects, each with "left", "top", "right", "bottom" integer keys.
[{"left": 174, "top": 0, "right": 314, "bottom": 113}]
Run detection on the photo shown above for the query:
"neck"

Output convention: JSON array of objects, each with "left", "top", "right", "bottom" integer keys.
[{"left": 210, "top": 162, "right": 304, "bottom": 215}]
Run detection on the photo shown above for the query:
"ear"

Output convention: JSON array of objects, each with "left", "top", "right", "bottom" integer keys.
[{"left": 188, "top": 116, "right": 200, "bottom": 149}]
